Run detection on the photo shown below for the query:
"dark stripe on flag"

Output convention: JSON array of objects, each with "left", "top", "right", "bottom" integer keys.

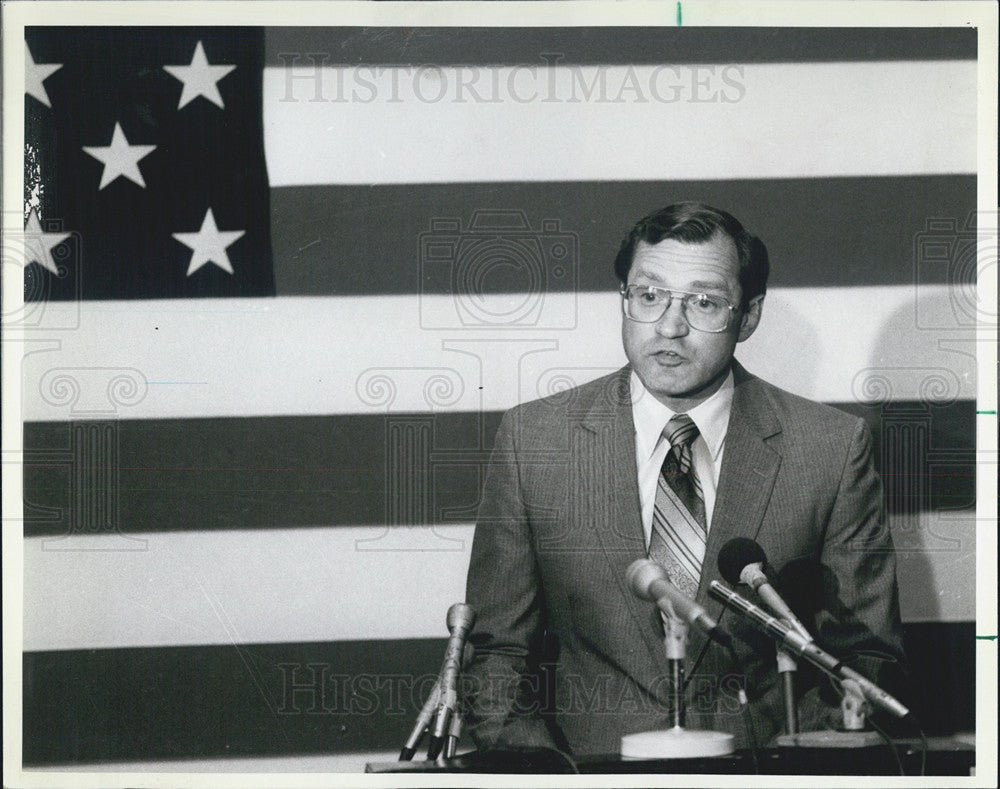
[
  {"left": 22, "top": 621, "right": 975, "bottom": 764},
  {"left": 22, "top": 400, "right": 975, "bottom": 536},
  {"left": 22, "top": 411, "right": 502, "bottom": 536},
  {"left": 270, "top": 175, "right": 976, "bottom": 296},
  {"left": 23, "top": 638, "right": 450, "bottom": 764},
  {"left": 25, "top": 27, "right": 274, "bottom": 300},
  {"left": 264, "top": 27, "right": 976, "bottom": 67}
]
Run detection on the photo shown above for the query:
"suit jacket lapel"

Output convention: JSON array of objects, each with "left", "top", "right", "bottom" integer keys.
[
  {"left": 579, "top": 367, "right": 672, "bottom": 678},
  {"left": 689, "top": 362, "right": 783, "bottom": 660},
  {"left": 577, "top": 364, "right": 784, "bottom": 679}
]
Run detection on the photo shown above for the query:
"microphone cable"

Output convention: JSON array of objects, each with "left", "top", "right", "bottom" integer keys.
[
  {"left": 536, "top": 745, "right": 580, "bottom": 775},
  {"left": 475, "top": 745, "right": 580, "bottom": 774},
  {"left": 884, "top": 709, "right": 929, "bottom": 776},
  {"left": 679, "top": 604, "right": 761, "bottom": 773},
  {"left": 724, "top": 637, "right": 761, "bottom": 774},
  {"left": 868, "top": 715, "right": 905, "bottom": 776},
  {"left": 681, "top": 596, "right": 727, "bottom": 694},
  {"left": 822, "top": 654, "right": 926, "bottom": 777},
  {"left": 916, "top": 724, "right": 929, "bottom": 776}
]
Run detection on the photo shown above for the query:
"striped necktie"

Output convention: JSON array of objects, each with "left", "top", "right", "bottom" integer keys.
[{"left": 648, "top": 414, "right": 707, "bottom": 600}]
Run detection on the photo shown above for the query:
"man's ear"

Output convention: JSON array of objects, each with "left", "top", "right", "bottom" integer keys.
[{"left": 737, "top": 296, "right": 763, "bottom": 342}]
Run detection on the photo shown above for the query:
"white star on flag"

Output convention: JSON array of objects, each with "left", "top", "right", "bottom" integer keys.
[
  {"left": 172, "top": 208, "right": 245, "bottom": 276},
  {"left": 82, "top": 122, "right": 157, "bottom": 189},
  {"left": 25, "top": 44, "right": 62, "bottom": 107},
  {"left": 21, "top": 209, "right": 72, "bottom": 275},
  {"left": 163, "top": 41, "right": 236, "bottom": 109}
]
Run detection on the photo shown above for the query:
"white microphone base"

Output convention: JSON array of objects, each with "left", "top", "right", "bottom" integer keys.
[
  {"left": 774, "top": 730, "right": 885, "bottom": 748},
  {"left": 621, "top": 727, "right": 735, "bottom": 759}
]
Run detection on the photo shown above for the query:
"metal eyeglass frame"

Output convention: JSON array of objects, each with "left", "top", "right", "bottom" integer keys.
[{"left": 620, "top": 284, "right": 739, "bottom": 333}]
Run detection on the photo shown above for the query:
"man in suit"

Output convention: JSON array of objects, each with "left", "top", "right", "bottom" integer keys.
[{"left": 463, "top": 202, "right": 906, "bottom": 756}]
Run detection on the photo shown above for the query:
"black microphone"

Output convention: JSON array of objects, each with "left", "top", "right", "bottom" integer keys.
[
  {"left": 709, "top": 580, "right": 910, "bottom": 719},
  {"left": 426, "top": 603, "right": 476, "bottom": 759},
  {"left": 718, "top": 538, "right": 812, "bottom": 641},
  {"left": 627, "top": 559, "right": 731, "bottom": 647}
]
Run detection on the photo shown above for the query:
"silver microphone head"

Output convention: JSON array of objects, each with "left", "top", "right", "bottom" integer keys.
[
  {"left": 626, "top": 558, "right": 668, "bottom": 601},
  {"left": 446, "top": 603, "right": 476, "bottom": 632},
  {"left": 738, "top": 561, "right": 768, "bottom": 590}
]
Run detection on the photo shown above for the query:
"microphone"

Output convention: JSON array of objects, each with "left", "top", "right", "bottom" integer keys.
[
  {"left": 426, "top": 603, "right": 477, "bottom": 759},
  {"left": 399, "top": 676, "right": 440, "bottom": 761},
  {"left": 399, "top": 642, "right": 474, "bottom": 761},
  {"left": 709, "top": 580, "right": 910, "bottom": 720},
  {"left": 718, "top": 538, "right": 812, "bottom": 642},
  {"left": 626, "top": 559, "right": 730, "bottom": 647}
]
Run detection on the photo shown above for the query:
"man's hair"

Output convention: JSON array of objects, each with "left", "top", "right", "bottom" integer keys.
[{"left": 613, "top": 202, "right": 769, "bottom": 309}]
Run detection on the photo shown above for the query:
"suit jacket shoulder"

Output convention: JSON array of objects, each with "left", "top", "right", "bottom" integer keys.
[
  {"left": 500, "top": 367, "right": 632, "bottom": 445},
  {"left": 732, "top": 362, "right": 867, "bottom": 451}
]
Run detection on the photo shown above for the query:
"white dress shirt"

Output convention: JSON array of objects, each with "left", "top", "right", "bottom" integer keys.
[{"left": 630, "top": 368, "right": 735, "bottom": 549}]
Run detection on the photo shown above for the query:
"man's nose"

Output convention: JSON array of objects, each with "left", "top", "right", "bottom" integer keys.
[{"left": 655, "top": 300, "right": 689, "bottom": 337}]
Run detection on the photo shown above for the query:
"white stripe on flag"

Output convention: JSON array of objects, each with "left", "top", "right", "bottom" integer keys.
[
  {"left": 20, "top": 284, "right": 976, "bottom": 422},
  {"left": 264, "top": 61, "right": 976, "bottom": 185},
  {"left": 22, "top": 510, "right": 976, "bottom": 652},
  {"left": 23, "top": 524, "right": 475, "bottom": 652}
]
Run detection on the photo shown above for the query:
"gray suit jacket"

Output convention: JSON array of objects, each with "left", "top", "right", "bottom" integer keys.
[{"left": 463, "top": 363, "right": 905, "bottom": 756}]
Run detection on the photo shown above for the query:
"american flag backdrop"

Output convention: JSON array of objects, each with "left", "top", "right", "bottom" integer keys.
[{"left": 17, "top": 25, "right": 981, "bottom": 769}]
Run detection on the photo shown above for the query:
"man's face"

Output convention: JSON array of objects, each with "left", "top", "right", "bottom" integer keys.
[{"left": 621, "top": 233, "right": 762, "bottom": 412}]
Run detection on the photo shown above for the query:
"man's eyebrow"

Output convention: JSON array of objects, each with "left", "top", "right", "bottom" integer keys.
[
  {"left": 634, "top": 276, "right": 730, "bottom": 292},
  {"left": 686, "top": 279, "right": 730, "bottom": 292}
]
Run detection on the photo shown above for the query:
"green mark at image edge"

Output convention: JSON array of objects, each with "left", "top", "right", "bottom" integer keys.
[
  {"left": 975, "top": 635, "right": 998, "bottom": 641},
  {"left": 676, "top": 2, "right": 682, "bottom": 26},
  {"left": 976, "top": 410, "right": 997, "bottom": 415}
]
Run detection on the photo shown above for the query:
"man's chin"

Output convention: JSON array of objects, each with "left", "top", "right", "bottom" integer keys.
[
  {"left": 641, "top": 368, "right": 728, "bottom": 406},
  {"left": 646, "top": 378, "right": 699, "bottom": 402}
]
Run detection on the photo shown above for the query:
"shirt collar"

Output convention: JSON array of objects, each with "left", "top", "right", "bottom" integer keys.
[{"left": 630, "top": 367, "right": 735, "bottom": 462}]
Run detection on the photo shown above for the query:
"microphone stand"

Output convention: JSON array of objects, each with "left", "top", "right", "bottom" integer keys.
[
  {"left": 620, "top": 613, "right": 735, "bottom": 759},
  {"left": 399, "top": 677, "right": 441, "bottom": 761},
  {"left": 709, "top": 582, "right": 906, "bottom": 749},
  {"left": 399, "top": 608, "right": 475, "bottom": 762},
  {"left": 774, "top": 657, "right": 873, "bottom": 740},
  {"left": 664, "top": 615, "right": 687, "bottom": 729},
  {"left": 776, "top": 646, "right": 799, "bottom": 736},
  {"left": 444, "top": 710, "right": 463, "bottom": 759}
]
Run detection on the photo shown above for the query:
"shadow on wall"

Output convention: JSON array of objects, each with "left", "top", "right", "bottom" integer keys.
[
  {"left": 743, "top": 284, "right": 977, "bottom": 624},
  {"left": 736, "top": 289, "right": 822, "bottom": 401},
  {"left": 856, "top": 289, "right": 977, "bottom": 625}
]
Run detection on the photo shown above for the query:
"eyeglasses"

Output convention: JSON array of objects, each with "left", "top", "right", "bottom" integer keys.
[{"left": 620, "top": 284, "right": 738, "bottom": 333}]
